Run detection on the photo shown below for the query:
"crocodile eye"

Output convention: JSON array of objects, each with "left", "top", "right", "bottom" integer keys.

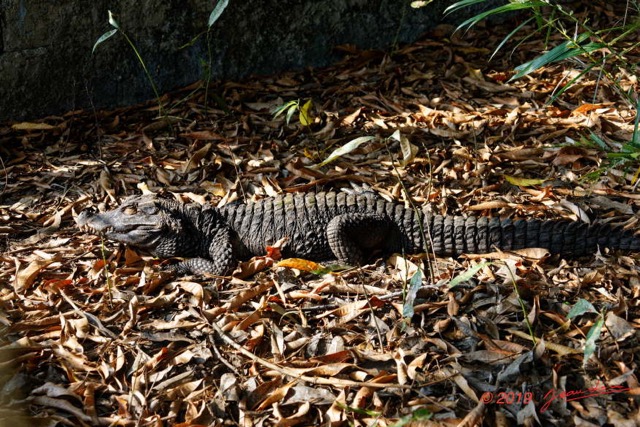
[
  {"left": 140, "top": 204, "right": 158, "bottom": 215},
  {"left": 123, "top": 206, "right": 137, "bottom": 215}
]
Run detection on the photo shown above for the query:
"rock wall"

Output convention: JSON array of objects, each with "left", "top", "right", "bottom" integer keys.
[{"left": 0, "top": 0, "right": 494, "bottom": 121}]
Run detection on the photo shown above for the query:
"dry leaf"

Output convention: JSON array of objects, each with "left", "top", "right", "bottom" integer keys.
[{"left": 14, "top": 256, "right": 58, "bottom": 293}]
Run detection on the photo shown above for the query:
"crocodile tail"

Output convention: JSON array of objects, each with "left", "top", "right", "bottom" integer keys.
[{"left": 424, "top": 215, "right": 640, "bottom": 257}]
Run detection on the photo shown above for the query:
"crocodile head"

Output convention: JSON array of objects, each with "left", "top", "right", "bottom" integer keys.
[{"left": 76, "top": 194, "right": 187, "bottom": 253}]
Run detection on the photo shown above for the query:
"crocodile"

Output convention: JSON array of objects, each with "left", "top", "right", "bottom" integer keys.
[{"left": 76, "top": 191, "right": 640, "bottom": 275}]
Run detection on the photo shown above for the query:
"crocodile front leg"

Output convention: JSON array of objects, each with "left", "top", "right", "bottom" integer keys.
[
  {"left": 159, "top": 224, "right": 236, "bottom": 276},
  {"left": 170, "top": 258, "right": 233, "bottom": 276}
]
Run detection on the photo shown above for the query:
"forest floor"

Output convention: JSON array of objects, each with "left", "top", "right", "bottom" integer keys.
[{"left": 2, "top": 2, "right": 640, "bottom": 426}]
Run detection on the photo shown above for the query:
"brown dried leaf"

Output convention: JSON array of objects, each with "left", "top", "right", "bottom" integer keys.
[
  {"left": 183, "top": 143, "right": 212, "bottom": 172},
  {"left": 605, "top": 312, "right": 635, "bottom": 342},
  {"left": 318, "top": 297, "right": 385, "bottom": 324},
  {"left": 255, "top": 381, "right": 295, "bottom": 411},
  {"left": 224, "top": 280, "right": 275, "bottom": 311},
  {"left": 180, "top": 130, "right": 225, "bottom": 140},
  {"left": 234, "top": 256, "right": 275, "bottom": 278},
  {"left": 14, "top": 256, "right": 59, "bottom": 293},
  {"left": 12, "top": 122, "right": 56, "bottom": 131}
]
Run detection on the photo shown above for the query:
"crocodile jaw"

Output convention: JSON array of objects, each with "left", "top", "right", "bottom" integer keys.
[{"left": 76, "top": 196, "right": 180, "bottom": 250}]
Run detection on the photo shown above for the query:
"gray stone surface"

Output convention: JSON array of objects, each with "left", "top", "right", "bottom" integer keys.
[{"left": 0, "top": 0, "right": 497, "bottom": 121}]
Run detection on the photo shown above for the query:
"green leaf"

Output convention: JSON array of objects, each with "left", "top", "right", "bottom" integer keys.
[
  {"left": 583, "top": 315, "right": 604, "bottom": 366},
  {"left": 273, "top": 100, "right": 300, "bottom": 124},
  {"left": 490, "top": 17, "right": 533, "bottom": 61},
  {"left": 545, "top": 63, "right": 595, "bottom": 105},
  {"left": 317, "top": 136, "right": 375, "bottom": 167},
  {"left": 444, "top": 0, "right": 487, "bottom": 15},
  {"left": 208, "top": 0, "right": 229, "bottom": 28},
  {"left": 449, "top": 262, "right": 490, "bottom": 288},
  {"left": 390, "top": 407, "right": 432, "bottom": 427},
  {"left": 272, "top": 100, "right": 298, "bottom": 118},
  {"left": 335, "top": 401, "right": 382, "bottom": 417},
  {"left": 567, "top": 298, "right": 597, "bottom": 319},
  {"left": 179, "top": 31, "right": 207, "bottom": 49},
  {"left": 402, "top": 268, "right": 423, "bottom": 318},
  {"left": 587, "top": 131, "right": 607, "bottom": 150},
  {"left": 92, "top": 29, "right": 118, "bottom": 54},
  {"left": 633, "top": 97, "right": 640, "bottom": 146},
  {"left": 299, "top": 99, "right": 313, "bottom": 126},
  {"left": 285, "top": 105, "right": 297, "bottom": 125}
]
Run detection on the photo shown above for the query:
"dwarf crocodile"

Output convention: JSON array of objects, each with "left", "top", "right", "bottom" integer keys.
[{"left": 76, "top": 192, "right": 640, "bottom": 275}]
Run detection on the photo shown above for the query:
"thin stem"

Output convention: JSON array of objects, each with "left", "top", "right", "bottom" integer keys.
[{"left": 121, "top": 32, "right": 164, "bottom": 117}]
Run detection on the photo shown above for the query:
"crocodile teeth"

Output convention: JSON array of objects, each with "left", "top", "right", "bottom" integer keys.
[{"left": 79, "top": 224, "right": 115, "bottom": 234}]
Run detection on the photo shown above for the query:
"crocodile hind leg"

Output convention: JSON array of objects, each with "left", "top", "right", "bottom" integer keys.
[{"left": 326, "top": 213, "right": 403, "bottom": 265}]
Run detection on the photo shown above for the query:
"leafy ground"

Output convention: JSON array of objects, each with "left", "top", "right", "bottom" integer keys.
[{"left": 2, "top": 4, "right": 640, "bottom": 426}]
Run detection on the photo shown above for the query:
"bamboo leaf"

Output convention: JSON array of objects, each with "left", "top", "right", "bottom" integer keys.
[
  {"left": 449, "top": 2, "right": 546, "bottom": 32},
  {"left": 444, "top": 0, "right": 487, "bottom": 15},
  {"left": 490, "top": 17, "right": 533, "bottom": 60},
  {"left": 318, "top": 136, "right": 375, "bottom": 167},
  {"left": 208, "top": 0, "right": 229, "bottom": 28},
  {"left": 511, "top": 33, "right": 594, "bottom": 80},
  {"left": 546, "top": 63, "right": 595, "bottom": 105},
  {"left": 92, "top": 29, "right": 118, "bottom": 54}
]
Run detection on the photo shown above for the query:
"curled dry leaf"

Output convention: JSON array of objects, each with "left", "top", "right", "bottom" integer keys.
[
  {"left": 14, "top": 256, "right": 59, "bottom": 293},
  {"left": 234, "top": 256, "right": 275, "bottom": 278},
  {"left": 317, "top": 297, "right": 385, "bottom": 324}
]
